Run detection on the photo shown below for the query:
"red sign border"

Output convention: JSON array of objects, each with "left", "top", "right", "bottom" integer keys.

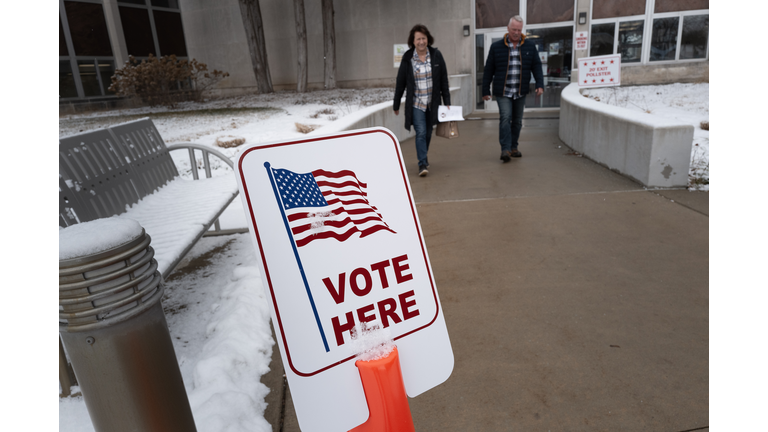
[{"left": 238, "top": 128, "right": 441, "bottom": 377}]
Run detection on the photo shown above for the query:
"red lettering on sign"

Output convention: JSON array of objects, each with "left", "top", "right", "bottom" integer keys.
[
  {"left": 399, "top": 290, "right": 420, "bottom": 320},
  {"left": 356, "top": 304, "right": 376, "bottom": 328},
  {"left": 350, "top": 267, "right": 372, "bottom": 297},
  {"left": 330, "top": 292, "right": 421, "bottom": 346},
  {"left": 322, "top": 254, "right": 413, "bottom": 303},
  {"left": 370, "top": 259, "right": 391, "bottom": 289},
  {"left": 392, "top": 254, "right": 413, "bottom": 284},
  {"left": 332, "top": 312, "right": 355, "bottom": 346},
  {"left": 377, "top": 298, "right": 402, "bottom": 328},
  {"left": 323, "top": 274, "right": 346, "bottom": 304}
]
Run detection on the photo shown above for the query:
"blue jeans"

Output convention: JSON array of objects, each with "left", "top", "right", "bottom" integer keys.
[
  {"left": 412, "top": 107, "right": 432, "bottom": 168},
  {"left": 497, "top": 96, "right": 526, "bottom": 153}
]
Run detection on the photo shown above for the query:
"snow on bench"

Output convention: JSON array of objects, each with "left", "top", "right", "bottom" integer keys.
[{"left": 59, "top": 117, "right": 239, "bottom": 278}]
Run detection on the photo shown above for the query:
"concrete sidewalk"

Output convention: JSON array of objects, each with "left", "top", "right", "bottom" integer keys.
[{"left": 264, "top": 111, "right": 709, "bottom": 431}]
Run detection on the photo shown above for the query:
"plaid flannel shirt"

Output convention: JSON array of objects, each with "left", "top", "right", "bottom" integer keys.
[
  {"left": 503, "top": 40, "right": 522, "bottom": 99},
  {"left": 411, "top": 50, "right": 432, "bottom": 111}
]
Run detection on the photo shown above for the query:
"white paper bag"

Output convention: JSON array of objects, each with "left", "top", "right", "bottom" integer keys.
[{"left": 437, "top": 105, "right": 464, "bottom": 122}]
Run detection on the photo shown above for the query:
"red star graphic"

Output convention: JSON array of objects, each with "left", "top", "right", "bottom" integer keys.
[
  {"left": 601, "top": 61, "right": 605, "bottom": 65},
  {"left": 610, "top": 78, "right": 614, "bottom": 82},
  {"left": 592, "top": 79, "right": 596, "bottom": 83},
  {"left": 584, "top": 80, "right": 587, "bottom": 83},
  {"left": 592, "top": 61, "right": 596, "bottom": 65},
  {"left": 610, "top": 60, "right": 614, "bottom": 64},
  {"left": 584, "top": 62, "right": 587, "bottom": 66},
  {"left": 601, "top": 79, "right": 605, "bottom": 82}
]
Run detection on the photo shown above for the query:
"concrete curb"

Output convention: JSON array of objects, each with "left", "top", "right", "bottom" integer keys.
[{"left": 558, "top": 83, "right": 693, "bottom": 188}]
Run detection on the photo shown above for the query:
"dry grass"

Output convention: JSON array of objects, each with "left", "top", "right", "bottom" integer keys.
[
  {"left": 295, "top": 122, "right": 320, "bottom": 134},
  {"left": 700, "top": 121, "right": 709, "bottom": 131},
  {"left": 214, "top": 135, "right": 246, "bottom": 148},
  {"left": 310, "top": 108, "right": 336, "bottom": 118}
]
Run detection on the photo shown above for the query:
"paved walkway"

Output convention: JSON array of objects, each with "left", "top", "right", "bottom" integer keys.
[{"left": 263, "top": 111, "right": 709, "bottom": 431}]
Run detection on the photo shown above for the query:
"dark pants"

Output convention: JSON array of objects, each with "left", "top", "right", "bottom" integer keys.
[{"left": 497, "top": 96, "right": 526, "bottom": 152}]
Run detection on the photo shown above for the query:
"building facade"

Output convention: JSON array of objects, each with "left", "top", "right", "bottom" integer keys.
[{"left": 59, "top": 0, "right": 708, "bottom": 110}]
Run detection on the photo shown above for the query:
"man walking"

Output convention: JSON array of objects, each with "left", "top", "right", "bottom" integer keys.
[{"left": 482, "top": 15, "right": 544, "bottom": 163}]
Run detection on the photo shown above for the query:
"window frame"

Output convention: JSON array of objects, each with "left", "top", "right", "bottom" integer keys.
[
  {"left": 644, "top": 9, "right": 709, "bottom": 64},
  {"left": 60, "top": 0, "right": 117, "bottom": 100},
  {"left": 588, "top": 15, "right": 647, "bottom": 64},
  {"left": 117, "top": 0, "right": 187, "bottom": 61},
  {"left": 587, "top": 0, "right": 709, "bottom": 66}
]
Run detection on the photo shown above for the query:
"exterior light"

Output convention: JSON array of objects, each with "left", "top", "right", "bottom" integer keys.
[
  {"left": 579, "top": 12, "right": 587, "bottom": 25},
  {"left": 463, "top": 25, "right": 470, "bottom": 37}
]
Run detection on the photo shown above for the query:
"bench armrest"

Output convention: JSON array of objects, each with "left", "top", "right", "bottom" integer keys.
[{"left": 167, "top": 143, "right": 234, "bottom": 180}]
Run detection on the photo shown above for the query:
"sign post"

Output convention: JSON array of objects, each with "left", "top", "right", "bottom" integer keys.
[
  {"left": 235, "top": 128, "right": 454, "bottom": 432},
  {"left": 578, "top": 54, "right": 621, "bottom": 88}
]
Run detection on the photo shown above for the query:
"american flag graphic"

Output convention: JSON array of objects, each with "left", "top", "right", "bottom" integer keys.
[{"left": 271, "top": 167, "right": 396, "bottom": 247}]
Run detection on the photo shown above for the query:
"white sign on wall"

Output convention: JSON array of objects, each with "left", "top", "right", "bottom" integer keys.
[
  {"left": 578, "top": 54, "right": 621, "bottom": 88},
  {"left": 235, "top": 128, "right": 454, "bottom": 432},
  {"left": 575, "top": 31, "right": 588, "bottom": 51},
  {"left": 394, "top": 44, "right": 408, "bottom": 68}
]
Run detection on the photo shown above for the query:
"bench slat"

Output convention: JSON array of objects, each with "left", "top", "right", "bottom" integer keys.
[{"left": 109, "top": 120, "right": 179, "bottom": 195}]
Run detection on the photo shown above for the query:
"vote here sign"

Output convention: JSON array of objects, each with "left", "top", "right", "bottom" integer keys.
[
  {"left": 578, "top": 54, "right": 621, "bottom": 88},
  {"left": 235, "top": 127, "right": 453, "bottom": 432}
]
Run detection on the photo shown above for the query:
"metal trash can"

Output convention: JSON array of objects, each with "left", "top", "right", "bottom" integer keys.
[{"left": 59, "top": 218, "right": 197, "bottom": 432}]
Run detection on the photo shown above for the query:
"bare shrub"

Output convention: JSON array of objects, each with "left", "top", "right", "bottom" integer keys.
[
  {"left": 700, "top": 121, "right": 709, "bottom": 131},
  {"left": 109, "top": 54, "right": 230, "bottom": 108}
]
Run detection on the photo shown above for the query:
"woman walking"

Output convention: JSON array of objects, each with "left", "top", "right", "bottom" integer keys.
[{"left": 394, "top": 24, "right": 451, "bottom": 177}]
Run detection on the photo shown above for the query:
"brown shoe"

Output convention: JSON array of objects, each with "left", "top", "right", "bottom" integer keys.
[
  {"left": 500, "top": 150, "right": 511, "bottom": 163},
  {"left": 511, "top": 149, "right": 522, "bottom": 158}
]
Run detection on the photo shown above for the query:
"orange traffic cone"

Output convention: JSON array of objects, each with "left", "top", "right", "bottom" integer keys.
[{"left": 349, "top": 346, "right": 415, "bottom": 432}]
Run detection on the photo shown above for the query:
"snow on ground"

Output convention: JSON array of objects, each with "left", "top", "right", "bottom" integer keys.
[{"left": 582, "top": 83, "right": 709, "bottom": 190}]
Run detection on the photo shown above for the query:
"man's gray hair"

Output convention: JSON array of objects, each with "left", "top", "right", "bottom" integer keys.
[{"left": 509, "top": 15, "right": 524, "bottom": 25}]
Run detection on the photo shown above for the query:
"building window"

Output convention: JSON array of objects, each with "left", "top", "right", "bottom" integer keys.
[
  {"left": 77, "top": 60, "right": 116, "bottom": 97},
  {"left": 64, "top": 1, "right": 113, "bottom": 57},
  {"left": 153, "top": 10, "right": 187, "bottom": 57},
  {"left": 119, "top": 6, "right": 156, "bottom": 57},
  {"left": 60, "top": 61, "right": 78, "bottom": 98},
  {"left": 618, "top": 20, "right": 643, "bottom": 63},
  {"left": 654, "top": 0, "right": 708, "bottom": 14},
  {"left": 590, "top": 23, "right": 615, "bottom": 56},
  {"left": 527, "top": 0, "right": 574, "bottom": 24},
  {"left": 151, "top": 0, "right": 179, "bottom": 8},
  {"left": 650, "top": 17, "right": 679, "bottom": 61},
  {"left": 680, "top": 15, "right": 708, "bottom": 60},
  {"left": 118, "top": 0, "right": 188, "bottom": 58},
  {"left": 589, "top": 19, "right": 643, "bottom": 63},
  {"left": 647, "top": 8, "right": 709, "bottom": 63},
  {"left": 475, "top": 0, "right": 519, "bottom": 29},
  {"left": 592, "top": 0, "right": 645, "bottom": 19}
]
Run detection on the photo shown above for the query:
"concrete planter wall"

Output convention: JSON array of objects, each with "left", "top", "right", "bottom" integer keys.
[{"left": 558, "top": 83, "right": 693, "bottom": 188}]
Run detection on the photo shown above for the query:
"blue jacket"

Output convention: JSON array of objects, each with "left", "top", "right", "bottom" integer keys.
[{"left": 482, "top": 34, "right": 544, "bottom": 98}]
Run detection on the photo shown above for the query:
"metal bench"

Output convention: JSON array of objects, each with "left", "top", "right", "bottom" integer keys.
[{"left": 59, "top": 117, "right": 241, "bottom": 280}]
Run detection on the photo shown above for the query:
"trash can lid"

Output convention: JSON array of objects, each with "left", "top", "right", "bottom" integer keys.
[{"left": 59, "top": 218, "right": 143, "bottom": 261}]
